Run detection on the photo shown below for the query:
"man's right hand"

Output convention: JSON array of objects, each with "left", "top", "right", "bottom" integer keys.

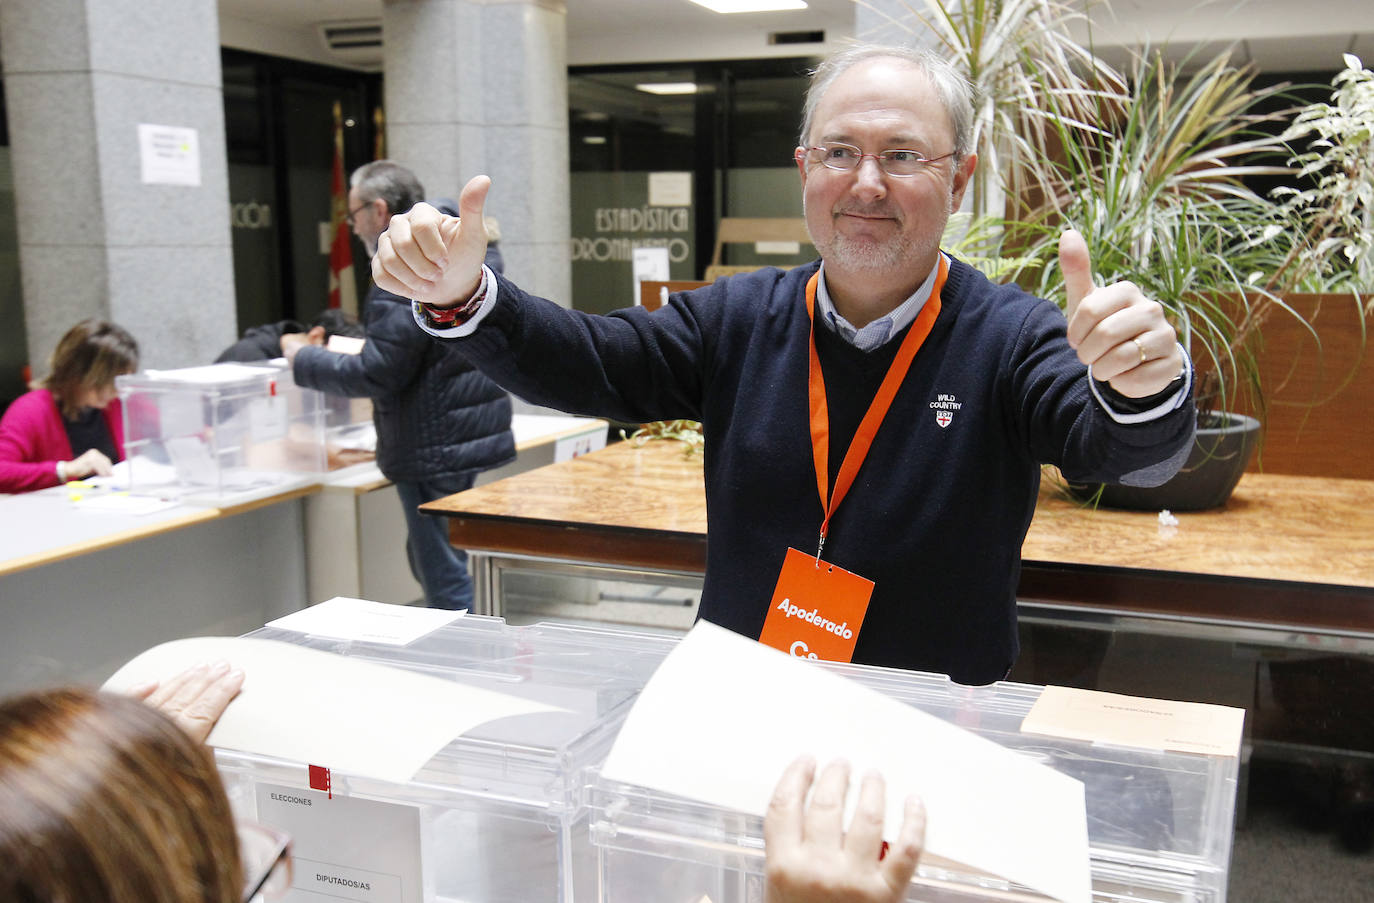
[{"left": 373, "top": 174, "right": 492, "bottom": 308}]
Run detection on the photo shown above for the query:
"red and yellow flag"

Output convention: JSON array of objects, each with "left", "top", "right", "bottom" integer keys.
[{"left": 327, "top": 101, "right": 358, "bottom": 313}]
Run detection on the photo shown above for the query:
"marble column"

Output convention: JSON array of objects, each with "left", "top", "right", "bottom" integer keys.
[
  {"left": 0, "top": 0, "right": 236, "bottom": 369},
  {"left": 383, "top": 0, "right": 570, "bottom": 306}
]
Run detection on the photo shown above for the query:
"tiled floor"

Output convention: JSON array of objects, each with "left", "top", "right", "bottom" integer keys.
[{"left": 1230, "top": 758, "right": 1374, "bottom": 901}]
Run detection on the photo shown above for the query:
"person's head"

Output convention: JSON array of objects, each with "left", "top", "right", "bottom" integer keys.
[
  {"left": 304, "top": 308, "right": 366, "bottom": 345},
  {"left": 0, "top": 687, "right": 242, "bottom": 903},
  {"left": 348, "top": 160, "right": 426, "bottom": 256},
  {"left": 40, "top": 319, "right": 139, "bottom": 419},
  {"left": 795, "top": 45, "right": 978, "bottom": 297}
]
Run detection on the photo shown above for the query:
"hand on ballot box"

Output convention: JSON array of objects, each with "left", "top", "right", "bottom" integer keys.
[
  {"left": 125, "top": 661, "right": 244, "bottom": 744},
  {"left": 764, "top": 756, "right": 925, "bottom": 903}
]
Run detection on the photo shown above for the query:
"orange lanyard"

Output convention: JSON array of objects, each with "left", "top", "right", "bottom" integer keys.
[{"left": 805, "top": 257, "right": 948, "bottom": 560}]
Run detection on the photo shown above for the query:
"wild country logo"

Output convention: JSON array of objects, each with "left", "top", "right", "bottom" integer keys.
[{"left": 929, "top": 392, "right": 961, "bottom": 428}]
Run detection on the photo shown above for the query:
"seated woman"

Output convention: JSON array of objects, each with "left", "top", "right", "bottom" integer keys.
[
  {"left": 0, "top": 667, "right": 292, "bottom": 902},
  {"left": 0, "top": 319, "right": 139, "bottom": 493}
]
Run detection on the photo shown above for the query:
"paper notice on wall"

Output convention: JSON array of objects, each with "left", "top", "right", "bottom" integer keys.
[
  {"left": 256, "top": 783, "right": 422, "bottom": 903},
  {"left": 648, "top": 171, "right": 692, "bottom": 207},
  {"left": 138, "top": 123, "right": 201, "bottom": 186}
]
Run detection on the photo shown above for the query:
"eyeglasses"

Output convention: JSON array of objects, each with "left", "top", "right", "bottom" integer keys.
[
  {"left": 238, "top": 821, "right": 293, "bottom": 902},
  {"left": 802, "top": 142, "right": 956, "bottom": 177},
  {"left": 344, "top": 202, "right": 371, "bottom": 226}
]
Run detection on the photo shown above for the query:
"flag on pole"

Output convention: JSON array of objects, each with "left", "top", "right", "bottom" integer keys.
[{"left": 328, "top": 101, "right": 358, "bottom": 313}]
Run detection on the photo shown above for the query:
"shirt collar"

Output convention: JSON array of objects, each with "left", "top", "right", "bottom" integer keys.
[{"left": 814, "top": 255, "right": 945, "bottom": 352}]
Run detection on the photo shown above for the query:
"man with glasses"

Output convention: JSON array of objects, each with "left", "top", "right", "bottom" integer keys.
[
  {"left": 286, "top": 159, "right": 515, "bottom": 611},
  {"left": 375, "top": 45, "right": 1194, "bottom": 683}
]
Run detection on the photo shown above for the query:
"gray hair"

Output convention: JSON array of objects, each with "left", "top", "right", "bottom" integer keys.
[
  {"left": 349, "top": 159, "right": 425, "bottom": 217},
  {"left": 799, "top": 44, "right": 975, "bottom": 162}
]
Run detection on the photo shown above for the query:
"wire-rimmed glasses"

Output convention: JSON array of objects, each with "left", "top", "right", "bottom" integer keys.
[{"left": 801, "top": 142, "right": 956, "bottom": 177}]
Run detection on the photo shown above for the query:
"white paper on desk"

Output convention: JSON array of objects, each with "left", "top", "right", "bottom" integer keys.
[
  {"left": 103, "top": 636, "right": 563, "bottom": 784},
  {"left": 267, "top": 597, "right": 465, "bottom": 646},
  {"left": 601, "top": 622, "right": 1091, "bottom": 903},
  {"left": 72, "top": 492, "right": 180, "bottom": 516}
]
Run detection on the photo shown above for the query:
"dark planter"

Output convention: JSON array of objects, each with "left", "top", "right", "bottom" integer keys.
[{"left": 1071, "top": 412, "right": 1262, "bottom": 511}]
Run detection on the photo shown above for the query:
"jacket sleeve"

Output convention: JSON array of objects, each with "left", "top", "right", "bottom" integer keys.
[
  {"left": 292, "top": 301, "right": 428, "bottom": 400},
  {"left": 0, "top": 395, "right": 62, "bottom": 493},
  {"left": 435, "top": 272, "right": 717, "bottom": 424}
]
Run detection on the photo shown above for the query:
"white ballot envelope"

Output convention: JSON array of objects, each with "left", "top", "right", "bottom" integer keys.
[
  {"left": 104, "top": 635, "right": 564, "bottom": 784},
  {"left": 601, "top": 621, "right": 1092, "bottom": 903}
]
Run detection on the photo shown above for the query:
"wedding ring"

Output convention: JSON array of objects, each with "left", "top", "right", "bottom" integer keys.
[{"left": 1131, "top": 337, "right": 1147, "bottom": 365}]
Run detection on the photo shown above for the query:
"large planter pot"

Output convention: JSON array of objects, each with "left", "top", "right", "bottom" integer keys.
[{"left": 1071, "top": 412, "right": 1262, "bottom": 511}]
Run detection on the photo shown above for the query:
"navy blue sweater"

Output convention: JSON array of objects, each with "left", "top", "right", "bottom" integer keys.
[{"left": 451, "top": 258, "right": 1193, "bottom": 684}]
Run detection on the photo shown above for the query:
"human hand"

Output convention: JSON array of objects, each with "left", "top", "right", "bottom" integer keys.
[
  {"left": 127, "top": 661, "right": 244, "bottom": 744},
  {"left": 372, "top": 174, "right": 492, "bottom": 307},
  {"left": 64, "top": 448, "right": 114, "bottom": 479},
  {"left": 764, "top": 757, "right": 925, "bottom": 903},
  {"left": 279, "top": 332, "right": 311, "bottom": 363},
  {"left": 1060, "top": 230, "right": 1184, "bottom": 398}
]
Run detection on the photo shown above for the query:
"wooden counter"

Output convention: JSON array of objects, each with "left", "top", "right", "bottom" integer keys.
[{"left": 424, "top": 439, "right": 1374, "bottom": 637}]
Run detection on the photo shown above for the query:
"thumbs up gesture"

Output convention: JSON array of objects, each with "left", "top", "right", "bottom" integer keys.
[
  {"left": 372, "top": 174, "right": 493, "bottom": 308},
  {"left": 1059, "top": 230, "right": 1183, "bottom": 398}
]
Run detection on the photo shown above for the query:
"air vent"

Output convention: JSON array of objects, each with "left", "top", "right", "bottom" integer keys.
[
  {"left": 769, "top": 30, "right": 824, "bottom": 45},
  {"left": 318, "top": 20, "right": 384, "bottom": 68}
]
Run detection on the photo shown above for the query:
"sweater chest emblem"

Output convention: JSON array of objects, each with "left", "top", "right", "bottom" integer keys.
[{"left": 930, "top": 393, "right": 962, "bottom": 428}]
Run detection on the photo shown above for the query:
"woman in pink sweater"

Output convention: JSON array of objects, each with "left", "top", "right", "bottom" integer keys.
[{"left": 0, "top": 320, "right": 139, "bottom": 493}]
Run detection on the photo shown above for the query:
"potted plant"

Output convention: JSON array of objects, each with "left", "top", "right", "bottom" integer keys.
[
  {"left": 861, "top": 0, "right": 1373, "bottom": 509},
  {"left": 1005, "top": 50, "right": 1374, "bottom": 509}
]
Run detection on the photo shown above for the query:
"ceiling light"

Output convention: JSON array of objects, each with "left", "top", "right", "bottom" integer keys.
[
  {"left": 687, "top": 0, "right": 808, "bottom": 12},
  {"left": 583, "top": 136, "right": 608, "bottom": 145},
  {"left": 636, "top": 82, "right": 699, "bottom": 95}
]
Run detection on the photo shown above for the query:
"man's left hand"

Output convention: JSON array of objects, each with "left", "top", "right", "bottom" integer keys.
[{"left": 1059, "top": 230, "right": 1183, "bottom": 398}]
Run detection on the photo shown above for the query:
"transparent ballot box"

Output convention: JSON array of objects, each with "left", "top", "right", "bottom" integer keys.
[
  {"left": 117, "top": 362, "right": 326, "bottom": 500},
  {"left": 217, "top": 616, "right": 677, "bottom": 903},
  {"left": 590, "top": 669, "right": 1239, "bottom": 903}
]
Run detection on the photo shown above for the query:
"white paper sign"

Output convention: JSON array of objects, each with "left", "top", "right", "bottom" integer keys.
[
  {"left": 601, "top": 622, "right": 1092, "bottom": 903},
  {"left": 257, "top": 784, "right": 422, "bottom": 903},
  {"left": 249, "top": 396, "right": 289, "bottom": 442},
  {"left": 138, "top": 123, "right": 201, "bottom": 186},
  {"left": 631, "top": 245, "right": 671, "bottom": 306},
  {"left": 648, "top": 171, "right": 692, "bottom": 206},
  {"left": 553, "top": 429, "right": 606, "bottom": 463},
  {"left": 267, "top": 597, "right": 465, "bottom": 646}
]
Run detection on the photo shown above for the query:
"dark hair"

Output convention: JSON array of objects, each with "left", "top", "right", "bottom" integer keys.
[
  {"left": 40, "top": 319, "right": 139, "bottom": 419},
  {"left": 349, "top": 160, "right": 425, "bottom": 218},
  {"left": 0, "top": 687, "right": 243, "bottom": 903},
  {"left": 309, "top": 308, "right": 366, "bottom": 340}
]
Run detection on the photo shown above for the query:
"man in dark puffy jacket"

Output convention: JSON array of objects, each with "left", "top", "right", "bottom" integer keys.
[
  {"left": 287, "top": 160, "right": 515, "bottom": 610},
  {"left": 214, "top": 309, "right": 364, "bottom": 363}
]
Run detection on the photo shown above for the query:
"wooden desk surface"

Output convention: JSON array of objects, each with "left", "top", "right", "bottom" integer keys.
[{"left": 427, "top": 440, "right": 1374, "bottom": 631}]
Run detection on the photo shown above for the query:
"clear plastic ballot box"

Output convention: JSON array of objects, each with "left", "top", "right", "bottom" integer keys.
[
  {"left": 589, "top": 667, "right": 1240, "bottom": 903},
  {"left": 215, "top": 616, "right": 677, "bottom": 903},
  {"left": 117, "top": 361, "right": 327, "bottom": 500}
]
